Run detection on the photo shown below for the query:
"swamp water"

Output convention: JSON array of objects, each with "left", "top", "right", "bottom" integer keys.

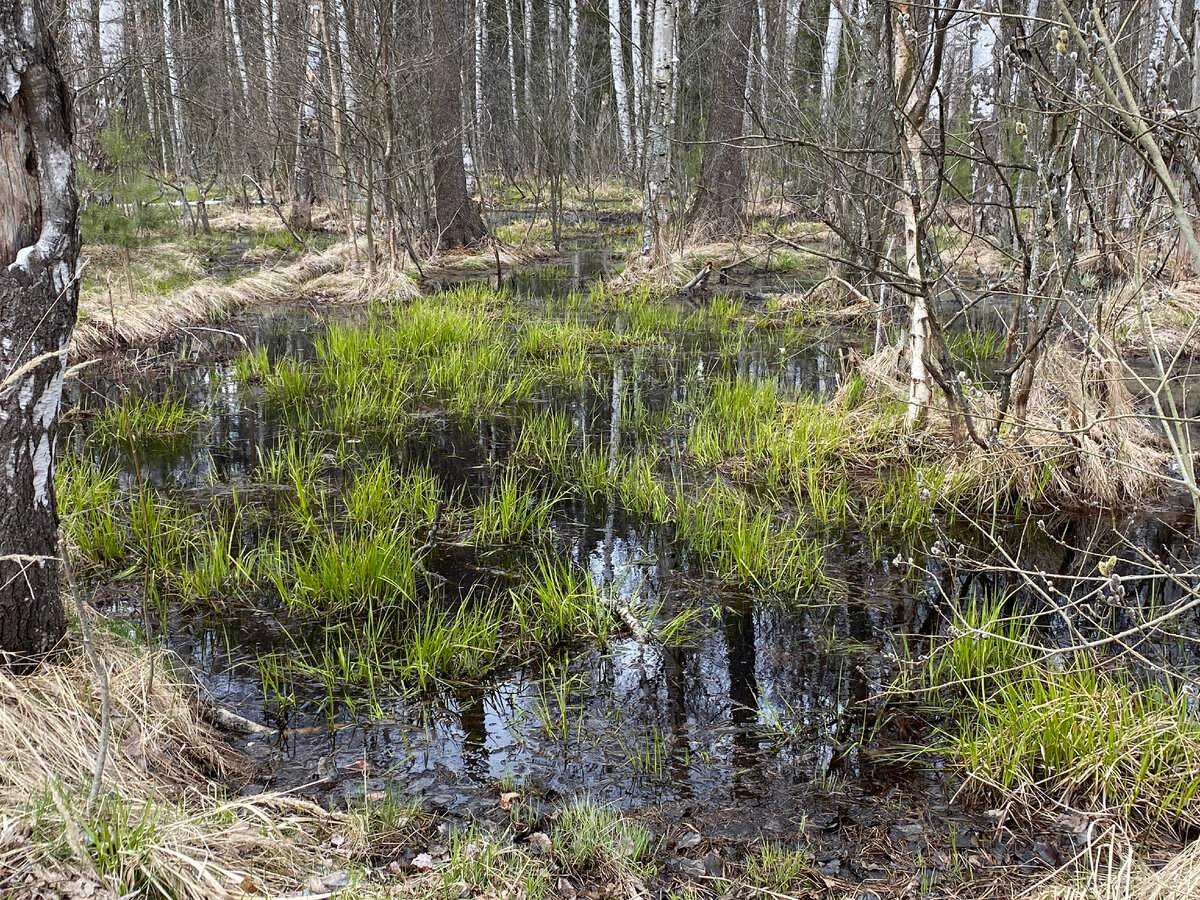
[{"left": 60, "top": 284, "right": 1200, "bottom": 889}]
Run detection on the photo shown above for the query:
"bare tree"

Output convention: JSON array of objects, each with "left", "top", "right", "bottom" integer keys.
[
  {"left": 431, "top": 0, "right": 488, "bottom": 248},
  {"left": 687, "top": 0, "right": 754, "bottom": 234}
]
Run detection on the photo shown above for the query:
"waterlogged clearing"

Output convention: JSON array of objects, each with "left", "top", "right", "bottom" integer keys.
[{"left": 60, "top": 286, "right": 1200, "bottom": 892}]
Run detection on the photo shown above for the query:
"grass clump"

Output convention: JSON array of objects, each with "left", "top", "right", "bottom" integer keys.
[
  {"left": 740, "top": 840, "right": 815, "bottom": 895},
  {"left": 553, "top": 797, "right": 655, "bottom": 876},
  {"left": 284, "top": 528, "right": 418, "bottom": 615},
  {"left": 927, "top": 600, "right": 1200, "bottom": 829},
  {"left": 676, "top": 484, "right": 826, "bottom": 595},
  {"left": 471, "top": 468, "right": 558, "bottom": 546},
  {"left": 57, "top": 457, "right": 126, "bottom": 569},
  {"left": 94, "top": 394, "right": 203, "bottom": 451},
  {"left": 513, "top": 555, "right": 617, "bottom": 649},
  {"left": 440, "top": 826, "right": 551, "bottom": 900},
  {"left": 344, "top": 457, "right": 442, "bottom": 532},
  {"left": 399, "top": 600, "right": 505, "bottom": 694}
]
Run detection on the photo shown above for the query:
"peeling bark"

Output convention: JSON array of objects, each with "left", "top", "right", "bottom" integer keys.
[
  {"left": 642, "top": 0, "right": 675, "bottom": 257},
  {"left": 0, "top": 0, "right": 77, "bottom": 666}
]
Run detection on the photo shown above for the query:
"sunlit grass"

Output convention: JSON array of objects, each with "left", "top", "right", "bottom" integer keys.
[
  {"left": 676, "top": 483, "right": 826, "bottom": 595},
  {"left": 925, "top": 599, "right": 1200, "bottom": 828},
  {"left": 471, "top": 468, "right": 558, "bottom": 546},
  {"left": 513, "top": 554, "right": 617, "bottom": 649},
  {"left": 94, "top": 394, "right": 203, "bottom": 450}
]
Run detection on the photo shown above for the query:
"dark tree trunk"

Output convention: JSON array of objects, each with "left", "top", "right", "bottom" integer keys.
[
  {"left": 430, "top": 0, "right": 487, "bottom": 250},
  {"left": 0, "top": 0, "right": 79, "bottom": 668},
  {"left": 688, "top": 0, "right": 754, "bottom": 235},
  {"left": 290, "top": 0, "right": 323, "bottom": 232}
]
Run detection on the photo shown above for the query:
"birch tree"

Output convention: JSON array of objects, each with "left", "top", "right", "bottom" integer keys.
[
  {"left": 0, "top": 0, "right": 78, "bottom": 665},
  {"left": 225, "top": 0, "right": 251, "bottom": 105},
  {"left": 607, "top": 0, "right": 634, "bottom": 166},
  {"left": 819, "top": 0, "right": 844, "bottom": 119},
  {"left": 643, "top": 0, "right": 676, "bottom": 256},
  {"left": 567, "top": 0, "right": 579, "bottom": 149},
  {"left": 161, "top": 0, "right": 186, "bottom": 169},
  {"left": 505, "top": 0, "right": 519, "bottom": 128}
]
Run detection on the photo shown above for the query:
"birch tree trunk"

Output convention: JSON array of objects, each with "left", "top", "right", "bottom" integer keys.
[
  {"left": 607, "top": 0, "right": 633, "bottom": 166},
  {"left": 567, "top": 0, "right": 579, "bottom": 149},
  {"left": 290, "top": 0, "right": 324, "bottom": 231},
  {"left": 631, "top": 0, "right": 644, "bottom": 164},
  {"left": 688, "top": 0, "right": 754, "bottom": 233},
  {"left": 643, "top": 0, "right": 676, "bottom": 256},
  {"left": 321, "top": 0, "right": 353, "bottom": 238},
  {"left": 432, "top": 0, "right": 488, "bottom": 248},
  {"left": 819, "top": 0, "right": 844, "bottom": 119},
  {"left": 505, "top": 0, "right": 519, "bottom": 129},
  {"left": 161, "top": 0, "right": 186, "bottom": 171},
  {"left": 259, "top": 0, "right": 276, "bottom": 126},
  {"left": 474, "top": 0, "right": 485, "bottom": 160},
  {"left": 781, "top": 0, "right": 801, "bottom": 82},
  {"left": 968, "top": 0, "right": 997, "bottom": 228},
  {"left": 522, "top": 0, "right": 532, "bottom": 115},
  {"left": 893, "top": 1, "right": 932, "bottom": 427},
  {"left": 0, "top": 0, "right": 78, "bottom": 665},
  {"left": 1147, "top": 0, "right": 1172, "bottom": 92},
  {"left": 335, "top": 0, "right": 354, "bottom": 115},
  {"left": 225, "top": 0, "right": 251, "bottom": 105}
]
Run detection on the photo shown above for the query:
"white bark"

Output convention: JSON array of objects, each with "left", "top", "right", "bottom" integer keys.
[
  {"left": 567, "top": 0, "right": 579, "bottom": 146},
  {"left": 259, "top": 0, "right": 276, "bottom": 121},
  {"left": 893, "top": 2, "right": 933, "bottom": 427},
  {"left": 781, "top": 0, "right": 801, "bottom": 81},
  {"left": 756, "top": 0, "right": 767, "bottom": 79},
  {"left": 225, "top": 0, "right": 251, "bottom": 105},
  {"left": 631, "top": 0, "right": 644, "bottom": 161},
  {"left": 161, "top": 0, "right": 186, "bottom": 170},
  {"left": 475, "top": 0, "right": 485, "bottom": 140},
  {"left": 505, "top": 0, "right": 519, "bottom": 127},
  {"left": 819, "top": 0, "right": 844, "bottom": 119},
  {"left": 99, "top": 0, "right": 123, "bottom": 66},
  {"left": 1146, "top": 0, "right": 1173, "bottom": 91},
  {"left": 608, "top": 0, "right": 633, "bottom": 165},
  {"left": 523, "top": 0, "right": 533, "bottom": 113},
  {"left": 299, "top": 0, "right": 321, "bottom": 123},
  {"left": 969, "top": 0, "right": 998, "bottom": 212},
  {"left": 642, "top": 0, "right": 675, "bottom": 256},
  {"left": 969, "top": 0, "right": 997, "bottom": 123},
  {"left": 1192, "top": 0, "right": 1200, "bottom": 107},
  {"left": 335, "top": 0, "right": 354, "bottom": 115},
  {"left": 547, "top": 0, "right": 558, "bottom": 77}
]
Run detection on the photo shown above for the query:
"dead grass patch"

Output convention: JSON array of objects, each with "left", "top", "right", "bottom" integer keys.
[
  {"left": 0, "top": 617, "right": 353, "bottom": 899},
  {"left": 75, "top": 243, "right": 357, "bottom": 354},
  {"left": 856, "top": 341, "right": 1169, "bottom": 509}
]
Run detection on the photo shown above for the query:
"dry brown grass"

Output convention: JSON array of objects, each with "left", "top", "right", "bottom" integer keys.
[
  {"left": 857, "top": 340, "right": 1169, "bottom": 509},
  {"left": 616, "top": 235, "right": 824, "bottom": 292},
  {"left": 0, "top": 618, "right": 353, "bottom": 899},
  {"left": 75, "top": 242, "right": 359, "bottom": 355},
  {"left": 1115, "top": 278, "right": 1200, "bottom": 356},
  {"left": 1032, "top": 835, "right": 1200, "bottom": 900}
]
